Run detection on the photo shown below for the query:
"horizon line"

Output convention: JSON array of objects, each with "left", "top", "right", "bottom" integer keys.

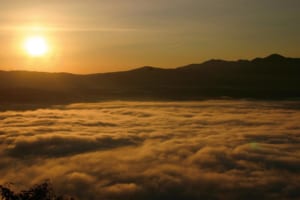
[{"left": 0, "top": 53, "right": 297, "bottom": 75}]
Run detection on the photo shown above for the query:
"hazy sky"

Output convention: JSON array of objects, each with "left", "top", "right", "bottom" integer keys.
[{"left": 0, "top": 0, "right": 299, "bottom": 73}]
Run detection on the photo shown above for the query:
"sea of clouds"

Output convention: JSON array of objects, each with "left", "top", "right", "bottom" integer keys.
[{"left": 0, "top": 100, "right": 300, "bottom": 199}]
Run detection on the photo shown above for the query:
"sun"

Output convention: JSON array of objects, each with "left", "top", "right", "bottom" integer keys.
[{"left": 24, "top": 36, "right": 48, "bottom": 57}]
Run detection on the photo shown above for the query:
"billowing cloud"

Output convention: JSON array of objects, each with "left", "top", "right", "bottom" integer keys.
[{"left": 0, "top": 101, "right": 300, "bottom": 199}]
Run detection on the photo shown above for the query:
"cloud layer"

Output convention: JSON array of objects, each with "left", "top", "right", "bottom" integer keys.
[{"left": 0, "top": 101, "right": 300, "bottom": 199}]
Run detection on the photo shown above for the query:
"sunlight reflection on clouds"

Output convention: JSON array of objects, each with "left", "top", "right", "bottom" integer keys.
[{"left": 0, "top": 101, "right": 300, "bottom": 199}]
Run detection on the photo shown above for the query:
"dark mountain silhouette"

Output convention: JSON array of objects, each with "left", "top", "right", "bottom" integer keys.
[{"left": 0, "top": 54, "right": 300, "bottom": 106}]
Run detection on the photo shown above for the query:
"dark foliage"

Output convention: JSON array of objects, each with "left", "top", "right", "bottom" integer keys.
[{"left": 0, "top": 181, "right": 74, "bottom": 200}]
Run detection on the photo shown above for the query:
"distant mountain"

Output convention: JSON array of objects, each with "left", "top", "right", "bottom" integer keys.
[{"left": 0, "top": 54, "right": 300, "bottom": 104}]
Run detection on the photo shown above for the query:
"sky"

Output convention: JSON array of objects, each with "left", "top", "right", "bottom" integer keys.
[{"left": 0, "top": 0, "right": 299, "bottom": 73}]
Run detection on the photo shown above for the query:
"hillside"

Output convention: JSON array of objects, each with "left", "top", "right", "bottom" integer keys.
[{"left": 0, "top": 54, "right": 300, "bottom": 104}]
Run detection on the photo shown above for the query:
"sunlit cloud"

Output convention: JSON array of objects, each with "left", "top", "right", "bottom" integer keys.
[{"left": 0, "top": 101, "right": 300, "bottom": 199}]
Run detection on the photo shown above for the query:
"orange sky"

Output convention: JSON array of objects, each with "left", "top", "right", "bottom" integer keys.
[{"left": 0, "top": 0, "right": 299, "bottom": 74}]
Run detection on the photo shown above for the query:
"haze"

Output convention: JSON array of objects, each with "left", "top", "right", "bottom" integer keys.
[{"left": 0, "top": 0, "right": 299, "bottom": 73}]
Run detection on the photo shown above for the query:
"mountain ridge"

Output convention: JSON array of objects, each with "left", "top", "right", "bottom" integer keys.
[
  {"left": 0, "top": 54, "right": 299, "bottom": 105},
  {"left": 1, "top": 54, "right": 297, "bottom": 75}
]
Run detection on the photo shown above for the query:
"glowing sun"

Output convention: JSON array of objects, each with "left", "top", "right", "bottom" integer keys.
[{"left": 24, "top": 36, "right": 48, "bottom": 57}]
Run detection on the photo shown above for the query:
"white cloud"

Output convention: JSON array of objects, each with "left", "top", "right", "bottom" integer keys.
[{"left": 0, "top": 100, "right": 300, "bottom": 199}]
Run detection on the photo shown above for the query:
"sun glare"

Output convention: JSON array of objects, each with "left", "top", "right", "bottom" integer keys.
[{"left": 24, "top": 36, "right": 48, "bottom": 57}]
